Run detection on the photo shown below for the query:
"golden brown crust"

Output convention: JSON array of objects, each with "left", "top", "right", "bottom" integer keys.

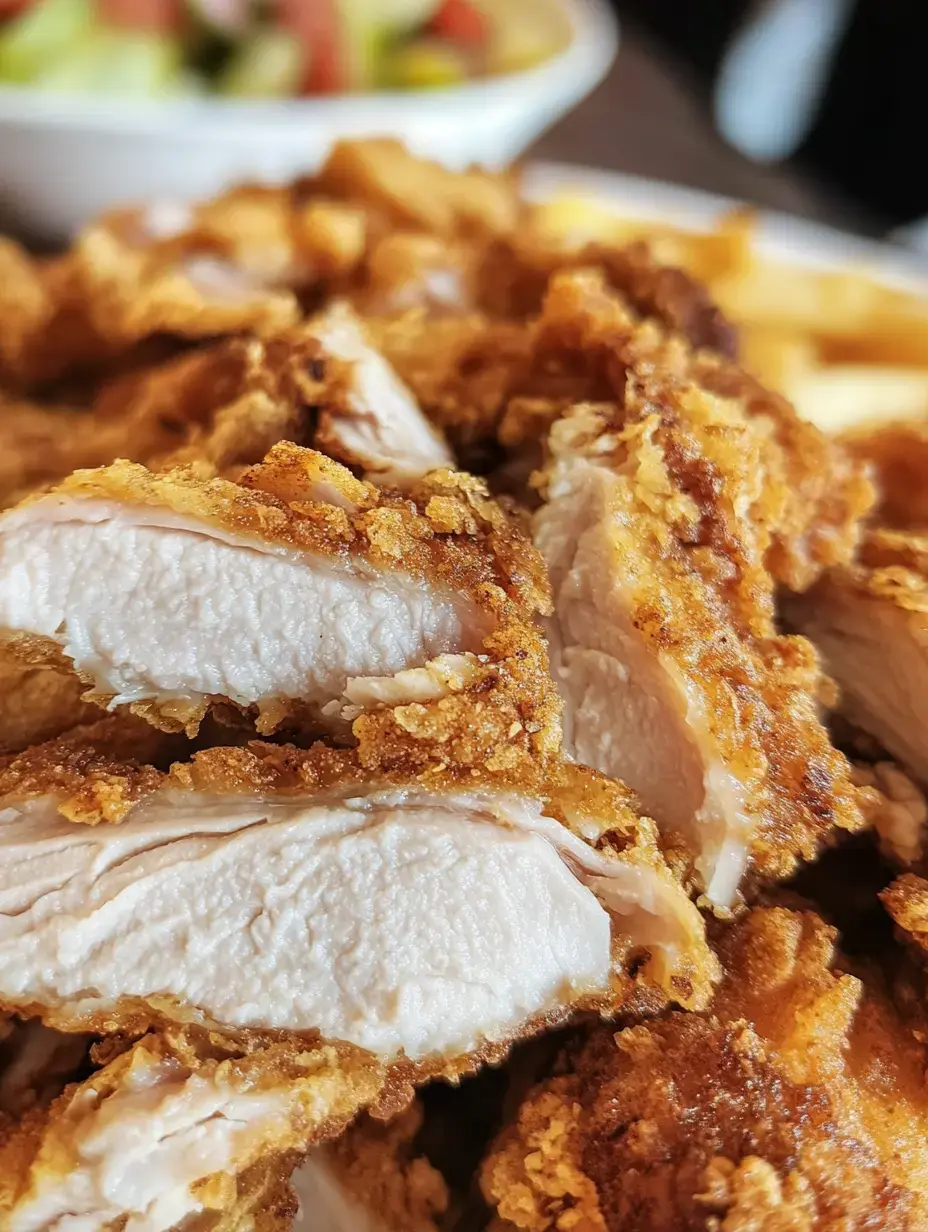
[
  {"left": 538, "top": 393, "right": 866, "bottom": 891},
  {"left": 315, "top": 139, "right": 523, "bottom": 241},
  {"left": 0, "top": 1025, "right": 385, "bottom": 1230},
  {"left": 482, "top": 907, "right": 928, "bottom": 1232},
  {"left": 524, "top": 268, "right": 873, "bottom": 590},
  {"left": 842, "top": 417, "right": 928, "bottom": 531},
  {"left": 0, "top": 712, "right": 188, "bottom": 824},
  {"left": 6, "top": 443, "right": 560, "bottom": 754}
]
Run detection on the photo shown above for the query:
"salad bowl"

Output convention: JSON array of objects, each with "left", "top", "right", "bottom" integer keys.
[{"left": 0, "top": 0, "right": 618, "bottom": 241}]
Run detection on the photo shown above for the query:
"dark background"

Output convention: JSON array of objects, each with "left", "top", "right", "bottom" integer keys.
[{"left": 534, "top": 0, "right": 928, "bottom": 234}]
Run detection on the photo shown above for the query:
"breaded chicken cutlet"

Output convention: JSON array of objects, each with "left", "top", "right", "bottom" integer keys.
[
  {"left": 498, "top": 271, "right": 871, "bottom": 905},
  {"left": 481, "top": 906, "right": 928, "bottom": 1232},
  {"left": 0, "top": 443, "right": 558, "bottom": 758},
  {"left": 0, "top": 734, "right": 713, "bottom": 1060},
  {"left": 0, "top": 1024, "right": 383, "bottom": 1232}
]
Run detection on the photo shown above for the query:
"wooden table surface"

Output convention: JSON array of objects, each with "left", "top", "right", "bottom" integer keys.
[{"left": 530, "top": 26, "right": 878, "bottom": 236}]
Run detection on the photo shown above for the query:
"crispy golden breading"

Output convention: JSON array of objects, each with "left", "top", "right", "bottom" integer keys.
[
  {"left": 481, "top": 906, "right": 928, "bottom": 1232},
  {"left": 316, "top": 139, "right": 523, "bottom": 241},
  {"left": 787, "top": 528, "right": 928, "bottom": 788},
  {"left": 0, "top": 443, "right": 559, "bottom": 757},
  {"left": 0, "top": 335, "right": 323, "bottom": 508},
  {"left": 842, "top": 417, "right": 928, "bottom": 531},
  {"left": 0, "top": 654, "right": 101, "bottom": 756},
  {"left": 521, "top": 270, "right": 872, "bottom": 588},
  {"left": 0, "top": 710, "right": 189, "bottom": 823},
  {"left": 853, "top": 761, "right": 928, "bottom": 866},
  {"left": 0, "top": 1025, "right": 384, "bottom": 1232},
  {"left": 530, "top": 382, "right": 866, "bottom": 904},
  {"left": 0, "top": 242, "right": 118, "bottom": 391},
  {"left": 0, "top": 735, "right": 716, "bottom": 1042}
]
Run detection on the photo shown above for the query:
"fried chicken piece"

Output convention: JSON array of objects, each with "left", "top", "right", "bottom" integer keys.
[
  {"left": 0, "top": 1025, "right": 382, "bottom": 1232},
  {"left": 0, "top": 241, "right": 120, "bottom": 391},
  {"left": 72, "top": 194, "right": 303, "bottom": 347},
  {"left": 308, "top": 302, "right": 453, "bottom": 483},
  {"left": 315, "top": 139, "right": 522, "bottom": 242},
  {"left": 0, "top": 737, "right": 714, "bottom": 1063},
  {"left": 787, "top": 529, "right": 928, "bottom": 787},
  {"left": 290, "top": 1103, "right": 448, "bottom": 1232},
  {"left": 529, "top": 343, "right": 865, "bottom": 905},
  {"left": 481, "top": 906, "right": 928, "bottom": 1232},
  {"left": 0, "top": 654, "right": 101, "bottom": 755},
  {"left": 0, "top": 443, "right": 555, "bottom": 751},
  {"left": 841, "top": 416, "right": 928, "bottom": 531},
  {"left": 66, "top": 142, "right": 518, "bottom": 355}
]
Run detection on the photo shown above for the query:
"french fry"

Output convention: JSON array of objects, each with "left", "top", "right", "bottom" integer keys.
[
  {"left": 786, "top": 366, "right": 928, "bottom": 435},
  {"left": 537, "top": 190, "right": 928, "bottom": 418}
]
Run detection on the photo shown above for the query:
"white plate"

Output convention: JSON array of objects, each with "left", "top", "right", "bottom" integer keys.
[
  {"left": 524, "top": 161, "right": 928, "bottom": 293},
  {"left": 0, "top": 0, "right": 617, "bottom": 242}
]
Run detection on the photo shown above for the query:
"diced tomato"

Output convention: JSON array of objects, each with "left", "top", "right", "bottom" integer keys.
[
  {"left": 97, "top": 0, "right": 184, "bottom": 31},
  {"left": 275, "top": 0, "right": 344, "bottom": 94},
  {"left": 0, "top": 0, "right": 34, "bottom": 18},
  {"left": 428, "top": 0, "right": 486, "bottom": 48}
]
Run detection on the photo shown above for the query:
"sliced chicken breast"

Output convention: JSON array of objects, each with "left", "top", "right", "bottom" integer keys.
[
  {"left": 0, "top": 443, "right": 552, "bottom": 743},
  {"left": 0, "top": 1028, "right": 382, "bottom": 1232},
  {"left": 0, "top": 741, "right": 714, "bottom": 1060},
  {"left": 310, "top": 303, "right": 453, "bottom": 484},
  {"left": 788, "top": 529, "right": 928, "bottom": 786},
  {"left": 535, "top": 399, "right": 865, "bottom": 909}
]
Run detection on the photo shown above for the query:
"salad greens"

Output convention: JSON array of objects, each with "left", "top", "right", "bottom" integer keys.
[{"left": 0, "top": 0, "right": 568, "bottom": 97}]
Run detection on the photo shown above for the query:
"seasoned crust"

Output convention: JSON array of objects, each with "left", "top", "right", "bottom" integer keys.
[
  {"left": 482, "top": 907, "right": 928, "bottom": 1232},
  {"left": 0, "top": 712, "right": 189, "bottom": 824},
  {"left": 842, "top": 417, "right": 928, "bottom": 532},
  {"left": 537, "top": 394, "right": 866, "bottom": 893},
  {"left": 3, "top": 442, "right": 559, "bottom": 752},
  {"left": 0, "top": 734, "right": 717, "bottom": 1041},
  {"left": 520, "top": 268, "right": 873, "bottom": 590},
  {"left": 0, "top": 1025, "right": 385, "bottom": 1232}
]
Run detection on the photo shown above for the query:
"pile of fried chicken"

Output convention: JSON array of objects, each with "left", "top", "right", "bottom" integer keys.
[{"left": 1, "top": 138, "right": 928, "bottom": 1232}]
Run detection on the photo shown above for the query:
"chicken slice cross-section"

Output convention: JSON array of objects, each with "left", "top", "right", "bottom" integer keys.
[
  {"left": 308, "top": 302, "right": 453, "bottom": 485},
  {"left": 0, "top": 443, "right": 556, "bottom": 750},
  {"left": 0, "top": 1025, "right": 382, "bottom": 1232},
  {"left": 534, "top": 394, "right": 865, "bottom": 908},
  {"left": 788, "top": 529, "right": 928, "bottom": 786},
  {"left": 480, "top": 905, "right": 928, "bottom": 1232},
  {"left": 0, "top": 740, "right": 715, "bottom": 1063}
]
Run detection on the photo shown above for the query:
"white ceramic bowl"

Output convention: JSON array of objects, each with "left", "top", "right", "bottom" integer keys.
[{"left": 0, "top": 0, "right": 617, "bottom": 242}]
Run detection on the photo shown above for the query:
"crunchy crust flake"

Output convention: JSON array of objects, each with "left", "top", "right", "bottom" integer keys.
[{"left": 482, "top": 906, "right": 928, "bottom": 1232}]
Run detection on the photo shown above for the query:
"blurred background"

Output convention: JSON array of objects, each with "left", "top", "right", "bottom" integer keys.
[
  {"left": 1, "top": 0, "right": 926, "bottom": 241},
  {"left": 539, "top": 0, "right": 928, "bottom": 237}
]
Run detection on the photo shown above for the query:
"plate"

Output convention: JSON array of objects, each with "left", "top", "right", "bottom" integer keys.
[{"left": 524, "top": 161, "right": 928, "bottom": 293}]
